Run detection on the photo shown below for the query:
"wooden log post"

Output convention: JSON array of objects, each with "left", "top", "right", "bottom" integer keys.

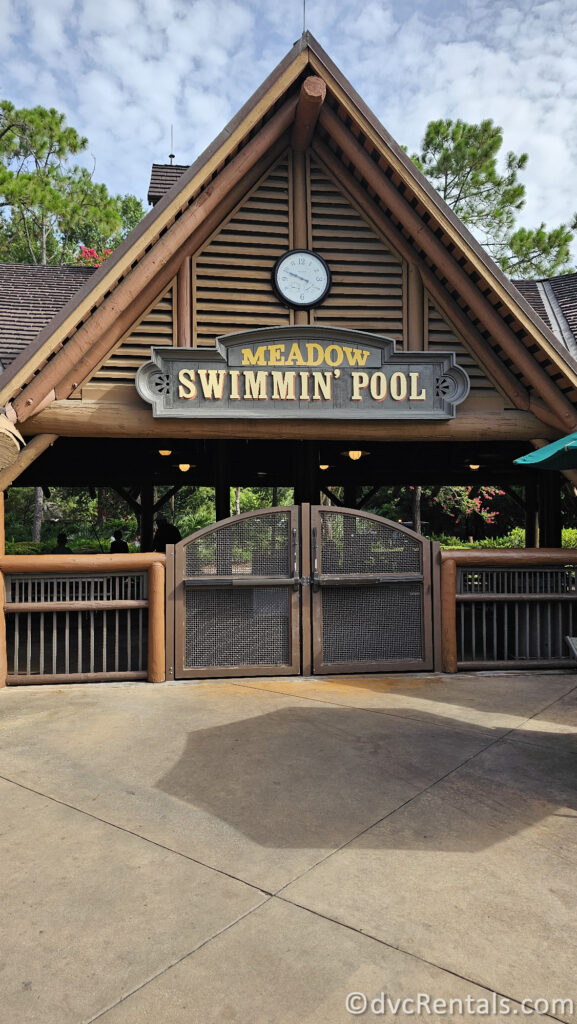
[
  {"left": 147, "top": 560, "right": 166, "bottom": 683},
  {"left": 440, "top": 555, "right": 458, "bottom": 673},
  {"left": 291, "top": 76, "right": 326, "bottom": 152},
  {"left": 525, "top": 481, "right": 538, "bottom": 548},
  {"left": 176, "top": 257, "right": 192, "bottom": 348},
  {"left": 0, "top": 491, "right": 4, "bottom": 557},
  {"left": 0, "top": 569, "right": 6, "bottom": 687}
]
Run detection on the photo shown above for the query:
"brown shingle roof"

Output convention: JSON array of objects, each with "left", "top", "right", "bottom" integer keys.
[
  {"left": 147, "top": 163, "right": 189, "bottom": 205},
  {"left": 0, "top": 264, "right": 95, "bottom": 371},
  {"left": 513, "top": 273, "right": 577, "bottom": 360}
]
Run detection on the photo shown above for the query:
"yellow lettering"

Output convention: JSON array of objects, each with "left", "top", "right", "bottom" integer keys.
[
  {"left": 313, "top": 371, "right": 332, "bottom": 401},
  {"left": 299, "top": 371, "right": 311, "bottom": 400},
  {"left": 198, "top": 369, "right": 227, "bottom": 400},
  {"left": 351, "top": 372, "right": 369, "bottom": 401},
  {"left": 243, "top": 371, "right": 268, "bottom": 400},
  {"left": 241, "top": 346, "right": 267, "bottom": 366},
  {"left": 267, "top": 344, "right": 285, "bottom": 366},
  {"left": 178, "top": 368, "right": 196, "bottom": 400},
  {"left": 285, "top": 343, "right": 305, "bottom": 366},
  {"left": 229, "top": 370, "right": 241, "bottom": 400},
  {"left": 306, "top": 343, "right": 324, "bottom": 366},
  {"left": 343, "top": 346, "right": 370, "bottom": 367},
  {"left": 390, "top": 372, "right": 408, "bottom": 401},
  {"left": 324, "top": 344, "right": 343, "bottom": 366},
  {"left": 271, "top": 371, "right": 296, "bottom": 400},
  {"left": 409, "top": 372, "right": 426, "bottom": 400},
  {"left": 370, "top": 371, "right": 388, "bottom": 401}
]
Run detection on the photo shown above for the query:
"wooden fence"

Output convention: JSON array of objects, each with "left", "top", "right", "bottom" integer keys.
[
  {"left": 0, "top": 554, "right": 165, "bottom": 686},
  {"left": 441, "top": 549, "right": 577, "bottom": 672}
]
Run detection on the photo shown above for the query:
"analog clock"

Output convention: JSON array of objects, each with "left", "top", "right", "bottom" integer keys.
[{"left": 272, "top": 250, "right": 331, "bottom": 308}]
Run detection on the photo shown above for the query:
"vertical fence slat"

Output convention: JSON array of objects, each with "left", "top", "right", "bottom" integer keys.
[{"left": 449, "top": 555, "right": 577, "bottom": 668}]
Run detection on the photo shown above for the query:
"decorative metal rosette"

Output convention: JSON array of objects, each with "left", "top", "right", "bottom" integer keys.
[{"left": 151, "top": 372, "right": 171, "bottom": 396}]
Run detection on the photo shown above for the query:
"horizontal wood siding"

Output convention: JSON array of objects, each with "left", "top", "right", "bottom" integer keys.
[
  {"left": 192, "top": 155, "right": 292, "bottom": 347},
  {"left": 426, "top": 297, "right": 513, "bottom": 407},
  {"left": 309, "top": 158, "right": 405, "bottom": 342},
  {"left": 92, "top": 283, "right": 175, "bottom": 384}
]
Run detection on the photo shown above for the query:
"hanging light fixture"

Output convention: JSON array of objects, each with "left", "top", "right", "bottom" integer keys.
[
  {"left": 341, "top": 450, "right": 369, "bottom": 461},
  {"left": 319, "top": 463, "right": 329, "bottom": 470},
  {"left": 158, "top": 449, "right": 172, "bottom": 456},
  {"left": 468, "top": 463, "right": 480, "bottom": 471},
  {"left": 178, "top": 463, "right": 191, "bottom": 472}
]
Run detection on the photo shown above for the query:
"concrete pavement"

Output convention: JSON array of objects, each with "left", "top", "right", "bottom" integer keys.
[{"left": 1, "top": 671, "right": 577, "bottom": 1022}]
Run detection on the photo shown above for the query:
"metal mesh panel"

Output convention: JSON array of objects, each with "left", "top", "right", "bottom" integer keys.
[
  {"left": 185, "top": 513, "right": 291, "bottom": 577},
  {"left": 185, "top": 587, "right": 291, "bottom": 668},
  {"left": 321, "top": 583, "right": 424, "bottom": 663},
  {"left": 319, "top": 512, "right": 422, "bottom": 575}
]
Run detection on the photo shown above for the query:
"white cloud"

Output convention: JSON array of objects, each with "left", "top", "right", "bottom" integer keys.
[{"left": 0, "top": 0, "right": 576, "bottom": 260}]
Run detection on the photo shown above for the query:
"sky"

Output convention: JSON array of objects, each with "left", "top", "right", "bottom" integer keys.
[{"left": 1, "top": 0, "right": 576, "bottom": 246}]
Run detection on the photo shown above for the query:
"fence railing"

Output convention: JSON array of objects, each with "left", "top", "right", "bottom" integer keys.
[
  {"left": 0, "top": 554, "right": 165, "bottom": 686},
  {"left": 441, "top": 549, "right": 577, "bottom": 672}
]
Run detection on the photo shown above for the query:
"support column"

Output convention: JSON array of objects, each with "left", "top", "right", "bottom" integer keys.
[
  {"left": 140, "top": 482, "right": 155, "bottom": 551},
  {"left": 539, "top": 474, "right": 562, "bottom": 548},
  {"left": 343, "top": 486, "right": 357, "bottom": 509},
  {"left": 294, "top": 442, "right": 319, "bottom": 505},
  {"left": 214, "top": 440, "right": 230, "bottom": 522},
  {"left": 525, "top": 481, "right": 538, "bottom": 548},
  {"left": 0, "top": 491, "right": 4, "bottom": 556}
]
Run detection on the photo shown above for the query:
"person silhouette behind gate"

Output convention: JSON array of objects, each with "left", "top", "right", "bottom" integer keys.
[
  {"left": 152, "top": 516, "right": 181, "bottom": 552},
  {"left": 110, "top": 529, "right": 129, "bottom": 553}
]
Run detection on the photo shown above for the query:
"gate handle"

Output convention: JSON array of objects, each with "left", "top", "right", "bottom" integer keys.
[
  {"left": 311, "top": 526, "right": 319, "bottom": 590},
  {"left": 292, "top": 527, "right": 299, "bottom": 590}
]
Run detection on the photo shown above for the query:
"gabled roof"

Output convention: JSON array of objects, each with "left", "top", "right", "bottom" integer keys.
[
  {"left": 0, "top": 264, "right": 95, "bottom": 370},
  {"left": 147, "top": 163, "right": 189, "bottom": 205},
  {"left": 1, "top": 33, "right": 577, "bottom": 437}
]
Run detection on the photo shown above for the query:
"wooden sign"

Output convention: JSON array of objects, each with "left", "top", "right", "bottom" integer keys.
[{"left": 136, "top": 327, "right": 469, "bottom": 420}]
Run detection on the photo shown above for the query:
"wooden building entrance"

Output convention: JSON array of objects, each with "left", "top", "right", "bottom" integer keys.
[{"left": 167, "top": 504, "right": 438, "bottom": 679}]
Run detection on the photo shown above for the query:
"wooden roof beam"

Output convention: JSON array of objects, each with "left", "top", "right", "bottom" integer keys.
[
  {"left": 291, "top": 76, "right": 326, "bottom": 151},
  {"left": 312, "top": 141, "right": 560, "bottom": 428},
  {"left": 318, "top": 106, "right": 577, "bottom": 434},
  {"left": 0, "top": 433, "right": 58, "bottom": 491},
  {"left": 11, "top": 95, "right": 299, "bottom": 425},
  {"left": 24, "top": 402, "right": 556, "bottom": 443}
]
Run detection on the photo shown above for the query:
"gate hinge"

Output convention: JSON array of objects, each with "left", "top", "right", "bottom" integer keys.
[{"left": 300, "top": 576, "right": 311, "bottom": 586}]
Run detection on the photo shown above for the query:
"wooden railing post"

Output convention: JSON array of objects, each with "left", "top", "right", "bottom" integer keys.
[
  {"left": 147, "top": 560, "right": 166, "bottom": 683},
  {"left": 441, "top": 555, "right": 458, "bottom": 673},
  {"left": 0, "top": 569, "right": 6, "bottom": 687}
]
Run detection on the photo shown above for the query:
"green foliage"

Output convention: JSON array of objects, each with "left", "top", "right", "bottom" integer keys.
[
  {"left": 411, "top": 118, "right": 576, "bottom": 277},
  {"left": 0, "top": 99, "right": 145, "bottom": 265}
]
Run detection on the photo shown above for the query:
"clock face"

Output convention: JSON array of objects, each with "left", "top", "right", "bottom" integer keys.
[{"left": 272, "top": 250, "right": 331, "bottom": 308}]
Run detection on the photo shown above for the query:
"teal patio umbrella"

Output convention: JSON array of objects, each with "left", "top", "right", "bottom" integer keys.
[{"left": 514, "top": 432, "right": 577, "bottom": 470}]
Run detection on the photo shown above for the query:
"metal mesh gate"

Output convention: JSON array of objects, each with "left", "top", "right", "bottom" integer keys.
[
  {"left": 170, "top": 505, "right": 436, "bottom": 678},
  {"left": 173, "top": 507, "right": 301, "bottom": 678},
  {"left": 310, "top": 507, "right": 434, "bottom": 672}
]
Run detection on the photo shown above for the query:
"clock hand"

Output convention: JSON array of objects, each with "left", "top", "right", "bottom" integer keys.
[{"left": 286, "top": 271, "right": 309, "bottom": 283}]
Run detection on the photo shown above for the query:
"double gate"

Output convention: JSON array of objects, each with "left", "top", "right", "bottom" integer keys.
[{"left": 166, "top": 505, "right": 439, "bottom": 679}]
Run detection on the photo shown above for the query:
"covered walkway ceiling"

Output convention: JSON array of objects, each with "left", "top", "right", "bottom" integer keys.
[{"left": 12, "top": 437, "right": 537, "bottom": 490}]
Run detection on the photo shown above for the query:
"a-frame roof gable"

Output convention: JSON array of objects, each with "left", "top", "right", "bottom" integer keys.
[{"left": 1, "top": 33, "right": 576, "bottom": 437}]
